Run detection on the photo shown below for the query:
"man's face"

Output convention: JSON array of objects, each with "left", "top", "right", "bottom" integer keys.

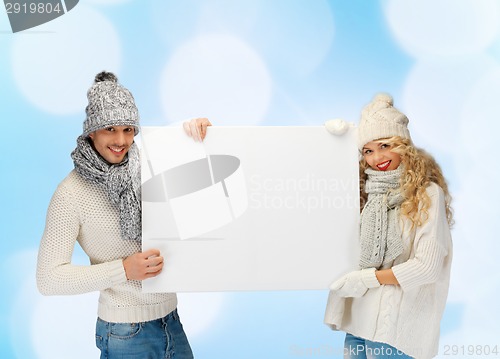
[{"left": 88, "top": 125, "right": 135, "bottom": 164}]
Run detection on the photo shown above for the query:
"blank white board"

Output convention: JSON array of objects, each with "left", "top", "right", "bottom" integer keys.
[{"left": 141, "top": 126, "right": 359, "bottom": 292}]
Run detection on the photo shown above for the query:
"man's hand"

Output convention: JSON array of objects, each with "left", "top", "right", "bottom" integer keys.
[
  {"left": 183, "top": 117, "right": 212, "bottom": 141},
  {"left": 123, "top": 249, "right": 164, "bottom": 281}
]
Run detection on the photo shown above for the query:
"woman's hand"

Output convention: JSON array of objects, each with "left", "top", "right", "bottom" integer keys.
[
  {"left": 329, "top": 268, "right": 381, "bottom": 297},
  {"left": 123, "top": 248, "right": 164, "bottom": 281},
  {"left": 183, "top": 117, "right": 212, "bottom": 141}
]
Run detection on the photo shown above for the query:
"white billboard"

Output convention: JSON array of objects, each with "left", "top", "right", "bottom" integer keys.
[{"left": 141, "top": 126, "right": 359, "bottom": 292}]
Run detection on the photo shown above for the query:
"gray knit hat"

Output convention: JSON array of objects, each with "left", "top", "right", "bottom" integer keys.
[
  {"left": 83, "top": 71, "right": 140, "bottom": 136},
  {"left": 358, "top": 93, "right": 411, "bottom": 150}
]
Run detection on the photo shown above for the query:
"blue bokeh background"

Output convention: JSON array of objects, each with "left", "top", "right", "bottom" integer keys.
[{"left": 1, "top": 1, "right": 499, "bottom": 358}]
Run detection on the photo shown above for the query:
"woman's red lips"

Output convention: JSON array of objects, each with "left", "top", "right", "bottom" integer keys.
[{"left": 377, "top": 160, "right": 391, "bottom": 171}]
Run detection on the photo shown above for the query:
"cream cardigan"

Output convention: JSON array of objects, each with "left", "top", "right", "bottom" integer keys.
[
  {"left": 37, "top": 170, "right": 177, "bottom": 323},
  {"left": 324, "top": 183, "right": 452, "bottom": 359}
]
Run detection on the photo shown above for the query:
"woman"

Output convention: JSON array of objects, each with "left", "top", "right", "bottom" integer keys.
[{"left": 324, "top": 94, "right": 453, "bottom": 359}]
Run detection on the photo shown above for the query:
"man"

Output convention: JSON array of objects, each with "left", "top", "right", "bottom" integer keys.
[{"left": 36, "top": 71, "right": 211, "bottom": 358}]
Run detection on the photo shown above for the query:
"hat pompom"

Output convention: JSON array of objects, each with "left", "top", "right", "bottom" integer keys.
[
  {"left": 372, "top": 93, "right": 393, "bottom": 106},
  {"left": 94, "top": 71, "right": 118, "bottom": 84}
]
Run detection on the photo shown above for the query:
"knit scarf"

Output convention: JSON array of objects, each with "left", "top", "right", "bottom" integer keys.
[
  {"left": 359, "top": 166, "right": 404, "bottom": 269},
  {"left": 71, "top": 135, "right": 141, "bottom": 241}
]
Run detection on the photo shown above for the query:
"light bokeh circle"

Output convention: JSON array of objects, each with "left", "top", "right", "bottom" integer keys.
[
  {"left": 151, "top": 0, "right": 259, "bottom": 48},
  {"left": 177, "top": 292, "right": 227, "bottom": 338},
  {"left": 151, "top": 0, "right": 334, "bottom": 77},
  {"left": 32, "top": 293, "right": 100, "bottom": 359},
  {"left": 11, "top": 5, "right": 121, "bottom": 115},
  {"left": 160, "top": 34, "right": 272, "bottom": 125},
  {"left": 8, "top": 250, "right": 41, "bottom": 359},
  {"left": 435, "top": 65, "right": 500, "bottom": 345},
  {"left": 461, "top": 275, "right": 500, "bottom": 344},
  {"left": 401, "top": 56, "right": 498, "bottom": 153},
  {"left": 384, "top": 0, "right": 500, "bottom": 59},
  {"left": 459, "top": 67, "right": 500, "bottom": 158},
  {"left": 251, "top": 0, "right": 335, "bottom": 76},
  {"left": 6, "top": 250, "right": 98, "bottom": 359}
]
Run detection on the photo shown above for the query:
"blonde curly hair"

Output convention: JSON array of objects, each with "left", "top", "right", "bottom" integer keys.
[{"left": 359, "top": 137, "right": 453, "bottom": 228}]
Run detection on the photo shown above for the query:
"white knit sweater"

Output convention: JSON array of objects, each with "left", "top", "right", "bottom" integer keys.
[
  {"left": 324, "top": 183, "right": 452, "bottom": 359},
  {"left": 37, "top": 170, "right": 177, "bottom": 323}
]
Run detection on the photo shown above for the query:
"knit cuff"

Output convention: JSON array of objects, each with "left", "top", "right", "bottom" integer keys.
[
  {"left": 107, "top": 259, "right": 128, "bottom": 286},
  {"left": 361, "top": 268, "right": 381, "bottom": 288}
]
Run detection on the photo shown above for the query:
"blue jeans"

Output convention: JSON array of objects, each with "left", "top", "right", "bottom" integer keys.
[
  {"left": 95, "top": 309, "right": 193, "bottom": 359},
  {"left": 344, "top": 333, "right": 413, "bottom": 359}
]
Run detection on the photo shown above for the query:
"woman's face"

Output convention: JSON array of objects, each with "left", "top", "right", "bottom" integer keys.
[{"left": 362, "top": 140, "right": 401, "bottom": 171}]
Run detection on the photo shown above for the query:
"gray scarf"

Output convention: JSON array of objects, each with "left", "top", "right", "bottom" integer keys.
[
  {"left": 359, "top": 167, "right": 404, "bottom": 269},
  {"left": 71, "top": 135, "right": 141, "bottom": 241}
]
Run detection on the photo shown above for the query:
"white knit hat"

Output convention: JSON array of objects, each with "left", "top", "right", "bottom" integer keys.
[{"left": 358, "top": 93, "right": 410, "bottom": 150}]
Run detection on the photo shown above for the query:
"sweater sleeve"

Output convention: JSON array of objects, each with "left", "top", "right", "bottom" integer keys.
[
  {"left": 36, "top": 183, "right": 127, "bottom": 296},
  {"left": 391, "top": 184, "right": 452, "bottom": 292}
]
